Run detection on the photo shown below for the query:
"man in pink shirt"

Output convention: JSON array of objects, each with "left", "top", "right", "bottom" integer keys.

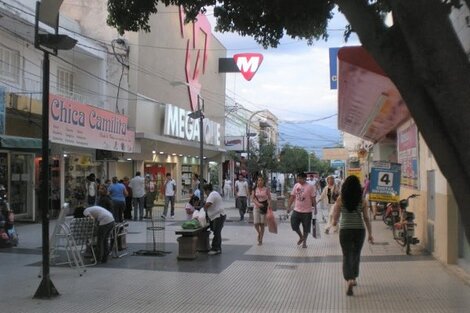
[{"left": 287, "top": 172, "right": 317, "bottom": 248}]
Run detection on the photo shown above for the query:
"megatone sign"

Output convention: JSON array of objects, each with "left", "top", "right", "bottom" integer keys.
[
  {"left": 233, "top": 53, "right": 264, "bottom": 81},
  {"left": 218, "top": 53, "right": 264, "bottom": 81},
  {"left": 163, "top": 104, "right": 221, "bottom": 146}
]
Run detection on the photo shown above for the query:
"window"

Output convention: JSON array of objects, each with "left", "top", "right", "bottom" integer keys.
[
  {"left": 57, "top": 67, "right": 74, "bottom": 96},
  {"left": 0, "top": 47, "right": 20, "bottom": 82}
]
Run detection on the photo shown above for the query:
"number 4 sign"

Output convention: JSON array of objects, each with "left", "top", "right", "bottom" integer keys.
[
  {"left": 378, "top": 172, "right": 393, "bottom": 186},
  {"left": 369, "top": 162, "right": 402, "bottom": 202}
]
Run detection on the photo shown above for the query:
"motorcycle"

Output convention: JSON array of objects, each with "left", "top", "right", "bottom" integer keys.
[
  {"left": 391, "top": 194, "right": 419, "bottom": 255},
  {"left": 0, "top": 185, "right": 18, "bottom": 248},
  {"left": 383, "top": 202, "right": 400, "bottom": 227}
]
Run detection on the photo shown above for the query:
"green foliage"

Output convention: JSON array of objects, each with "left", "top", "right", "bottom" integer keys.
[
  {"left": 247, "top": 142, "right": 278, "bottom": 176},
  {"left": 107, "top": 0, "right": 342, "bottom": 47},
  {"left": 278, "top": 144, "right": 308, "bottom": 175}
]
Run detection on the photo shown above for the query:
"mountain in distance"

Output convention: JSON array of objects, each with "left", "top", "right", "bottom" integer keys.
[{"left": 278, "top": 122, "right": 341, "bottom": 158}]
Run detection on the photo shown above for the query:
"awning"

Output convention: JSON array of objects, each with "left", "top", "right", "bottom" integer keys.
[
  {"left": 0, "top": 135, "right": 42, "bottom": 150},
  {"left": 337, "top": 46, "right": 410, "bottom": 142}
]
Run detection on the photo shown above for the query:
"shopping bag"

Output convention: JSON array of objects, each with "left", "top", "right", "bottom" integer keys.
[
  {"left": 312, "top": 218, "right": 321, "bottom": 239},
  {"left": 266, "top": 207, "right": 278, "bottom": 234}
]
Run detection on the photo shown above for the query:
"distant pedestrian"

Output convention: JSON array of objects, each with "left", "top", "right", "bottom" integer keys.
[
  {"left": 203, "top": 183, "right": 226, "bottom": 255},
  {"left": 86, "top": 173, "right": 97, "bottom": 206},
  {"left": 317, "top": 175, "right": 340, "bottom": 233},
  {"left": 130, "top": 171, "right": 145, "bottom": 221},
  {"left": 271, "top": 177, "right": 277, "bottom": 190},
  {"left": 251, "top": 176, "right": 271, "bottom": 245},
  {"left": 287, "top": 172, "right": 317, "bottom": 248},
  {"left": 97, "top": 184, "right": 114, "bottom": 216},
  {"left": 122, "top": 176, "right": 133, "bottom": 220},
  {"left": 332, "top": 175, "right": 373, "bottom": 296},
  {"left": 162, "top": 173, "right": 176, "bottom": 219},
  {"left": 235, "top": 175, "right": 249, "bottom": 221},
  {"left": 107, "top": 176, "right": 128, "bottom": 222},
  {"left": 223, "top": 176, "right": 232, "bottom": 200}
]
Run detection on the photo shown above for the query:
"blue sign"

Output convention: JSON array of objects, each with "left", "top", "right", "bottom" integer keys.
[
  {"left": 330, "top": 159, "right": 345, "bottom": 168},
  {"left": 369, "top": 162, "right": 401, "bottom": 202},
  {"left": 329, "top": 47, "right": 340, "bottom": 90}
]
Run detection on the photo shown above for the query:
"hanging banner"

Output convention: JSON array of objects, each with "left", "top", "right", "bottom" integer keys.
[
  {"left": 329, "top": 47, "right": 340, "bottom": 90},
  {"left": 49, "top": 94, "right": 135, "bottom": 152},
  {"left": 398, "top": 121, "right": 419, "bottom": 189},
  {"left": 369, "top": 161, "right": 401, "bottom": 202}
]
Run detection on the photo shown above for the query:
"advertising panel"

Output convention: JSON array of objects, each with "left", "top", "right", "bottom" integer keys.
[
  {"left": 49, "top": 94, "right": 135, "bottom": 152},
  {"left": 398, "top": 121, "right": 419, "bottom": 189},
  {"left": 369, "top": 161, "right": 401, "bottom": 202},
  {"left": 224, "top": 136, "right": 245, "bottom": 151},
  {"left": 347, "top": 168, "right": 362, "bottom": 182}
]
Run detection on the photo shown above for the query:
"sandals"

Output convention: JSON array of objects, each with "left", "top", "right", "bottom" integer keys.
[
  {"left": 346, "top": 280, "right": 354, "bottom": 296},
  {"left": 297, "top": 236, "right": 304, "bottom": 245}
]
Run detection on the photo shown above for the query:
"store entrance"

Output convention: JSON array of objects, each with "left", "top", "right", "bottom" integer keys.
[{"left": 10, "top": 153, "right": 35, "bottom": 220}]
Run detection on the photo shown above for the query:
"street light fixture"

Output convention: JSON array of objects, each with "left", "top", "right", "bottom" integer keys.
[
  {"left": 188, "top": 95, "right": 205, "bottom": 203},
  {"left": 34, "top": 0, "right": 77, "bottom": 299}
]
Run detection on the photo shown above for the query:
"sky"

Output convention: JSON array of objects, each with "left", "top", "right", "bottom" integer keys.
[{"left": 206, "top": 8, "right": 361, "bottom": 155}]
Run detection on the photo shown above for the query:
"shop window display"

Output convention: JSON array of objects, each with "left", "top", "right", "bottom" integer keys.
[{"left": 64, "top": 155, "right": 103, "bottom": 209}]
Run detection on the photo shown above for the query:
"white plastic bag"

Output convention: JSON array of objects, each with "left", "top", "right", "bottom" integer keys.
[{"left": 192, "top": 208, "right": 207, "bottom": 227}]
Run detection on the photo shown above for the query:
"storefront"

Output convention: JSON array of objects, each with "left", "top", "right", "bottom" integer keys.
[
  {"left": 49, "top": 94, "right": 135, "bottom": 213},
  {"left": 0, "top": 136, "right": 41, "bottom": 221}
]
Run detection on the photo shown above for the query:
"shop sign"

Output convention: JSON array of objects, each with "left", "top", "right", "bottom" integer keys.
[
  {"left": 49, "top": 94, "right": 135, "bottom": 152},
  {"left": 369, "top": 161, "right": 401, "bottom": 202},
  {"left": 224, "top": 136, "right": 244, "bottom": 151},
  {"left": 163, "top": 103, "right": 221, "bottom": 146}
]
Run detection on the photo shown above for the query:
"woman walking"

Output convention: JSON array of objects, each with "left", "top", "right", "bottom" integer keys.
[
  {"left": 317, "top": 175, "right": 340, "bottom": 233},
  {"left": 332, "top": 175, "right": 373, "bottom": 296},
  {"left": 251, "top": 176, "right": 271, "bottom": 245}
]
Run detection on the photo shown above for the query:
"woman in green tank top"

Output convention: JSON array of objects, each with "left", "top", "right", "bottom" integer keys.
[{"left": 332, "top": 175, "right": 374, "bottom": 296}]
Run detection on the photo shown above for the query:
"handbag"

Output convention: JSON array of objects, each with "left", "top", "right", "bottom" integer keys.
[{"left": 254, "top": 195, "right": 268, "bottom": 214}]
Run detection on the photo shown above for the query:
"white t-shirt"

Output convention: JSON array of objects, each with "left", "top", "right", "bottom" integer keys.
[
  {"left": 205, "top": 191, "right": 225, "bottom": 220},
  {"left": 165, "top": 178, "right": 176, "bottom": 196},
  {"left": 129, "top": 175, "right": 145, "bottom": 198},
  {"left": 235, "top": 180, "right": 249, "bottom": 197},
  {"left": 84, "top": 206, "right": 114, "bottom": 225}
]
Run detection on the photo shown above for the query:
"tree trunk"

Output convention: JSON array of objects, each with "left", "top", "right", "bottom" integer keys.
[{"left": 336, "top": 0, "right": 470, "bottom": 244}]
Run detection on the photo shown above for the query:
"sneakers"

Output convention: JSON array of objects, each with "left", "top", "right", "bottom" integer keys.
[
  {"left": 170, "top": 215, "right": 175, "bottom": 219},
  {"left": 160, "top": 215, "right": 166, "bottom": 220},
  {"left": 208, "top": 250, "right": 221, "bottom": 255}
]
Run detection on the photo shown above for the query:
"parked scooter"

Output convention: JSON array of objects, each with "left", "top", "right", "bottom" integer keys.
[
  {"left": 383, "top": 202, "right": 400, "bottom": 227},
  {"left": 391, "top": 194, "right": 419, "bottom": 255}
]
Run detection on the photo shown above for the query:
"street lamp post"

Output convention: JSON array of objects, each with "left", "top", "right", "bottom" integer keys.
[
  {"left": 246, "top": 110, "right": 265, "bottom": 162},
  {"left": 34, "top": 0, "right": 77, "bottom": 299},
  {"left": 188, "top": 95, "right": 205, "bottom": 203}
]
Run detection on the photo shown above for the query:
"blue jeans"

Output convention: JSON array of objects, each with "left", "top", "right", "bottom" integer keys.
[
  {"left": 209, "top": 214, "right": 226, "bottom": 252},
  {"left": 132, "top": 196, "right": 145, "bottom": 220},
  {"left": 339, "top": 228, "right": 366, "bottom": 281},
  {"left": 163, "top": 196, "right": 175, "bottom": 217}
]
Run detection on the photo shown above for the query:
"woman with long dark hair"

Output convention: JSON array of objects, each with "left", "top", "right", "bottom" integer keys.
[{"left": 332, "top": 175, "right": 373, "bottom": 296}]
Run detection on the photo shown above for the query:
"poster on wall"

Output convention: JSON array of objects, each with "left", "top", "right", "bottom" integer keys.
[
  {"left": 398, "top": 121, "right": 419, "bottom": 189},
  {"left": 49, "top": 94, "right": 135, "bottom": 152},
  {"left": 369, "top": 161, "right": 401, "bottom": 202},
  {"left": 347, "top": 168, "right": 362, "bottom": 183}
]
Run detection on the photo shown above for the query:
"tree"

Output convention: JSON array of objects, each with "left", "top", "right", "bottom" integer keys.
[
  {"left": 107, "top": 0, "right": 470, "bottom": 243},
  {"left": 278, "top": 145, "right": 308, "bottom": 189},
  {"left": 247, "top": 141, "right": 278, "bottom": 178}
]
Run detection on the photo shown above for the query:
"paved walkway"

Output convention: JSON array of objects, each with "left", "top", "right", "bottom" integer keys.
[{"left": 1, "top": 199, "right": 470, "bottom": 313}]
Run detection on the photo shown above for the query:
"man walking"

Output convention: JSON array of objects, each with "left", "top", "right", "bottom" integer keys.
[
  {"left": 235, "top": 175, "right": 249, "bottom": 221},
  {"left": 287, "top": 172, "right": 317, "bottom": 248},
  {"left": 130, "top": 171, "right": 145, "bottom": 221},
  {"left": 162, "top": 173, "right": 176, "bottom": 219}
]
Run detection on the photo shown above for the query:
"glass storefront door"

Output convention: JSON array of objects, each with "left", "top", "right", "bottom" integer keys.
[{"left": 10, "top": 153, "right": 34, "bottom": 220}]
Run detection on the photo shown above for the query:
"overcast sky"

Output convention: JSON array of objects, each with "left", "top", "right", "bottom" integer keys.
[{"left": 208, "top": 9, "right": 360, "bottom": 131}]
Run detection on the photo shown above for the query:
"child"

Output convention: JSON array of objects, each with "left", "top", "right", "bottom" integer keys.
[{"left": 185, "top": 194, "right": 200, "bottom": 220}]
